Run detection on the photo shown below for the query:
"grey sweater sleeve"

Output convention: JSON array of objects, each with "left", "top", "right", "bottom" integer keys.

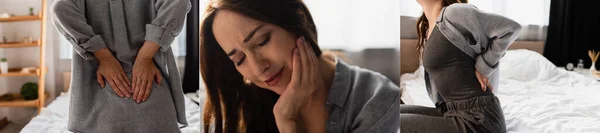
[
  {"left": 444, "top": 4, "right": 522, "bottom": 76},
  {"left": 51, "top": 0, "right": 106, "bottom": 60},
  {"left": 145, "top": 0, "right": 191, "bottom": 52}
]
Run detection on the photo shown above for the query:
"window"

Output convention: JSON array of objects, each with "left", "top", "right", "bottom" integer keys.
[
  {"left": 400, "top": 0, "right": 551, "bottom": 26},
  {"left": 200, "top": 0, "right": 400, "bottom": 51}
]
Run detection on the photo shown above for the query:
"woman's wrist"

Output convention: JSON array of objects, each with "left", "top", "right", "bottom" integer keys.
[
  {"left": 93, "top": 48, "right": 115, "bottom": 62},
  {"left": 275, "top": 118, "right": 298, "bottom": 133},
  {"left": 136, "top": 41, "right": 161, "bottom": 61}
]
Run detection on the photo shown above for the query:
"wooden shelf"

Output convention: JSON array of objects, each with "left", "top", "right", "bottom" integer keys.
[
  {"left": 0, "top": 41, "right": 39, "bottom": 48},
  {"left": 0, "top": 93, "right": 49, "bottom": 107},
  {"left": 0, "top": 15, "right": 41, "bottom": 22},
  {"left": 1, "top": 0, "right": 48, "bottom": 115},
  {"left": 0, "top": 68, "right": 39, "bottom": 77}
]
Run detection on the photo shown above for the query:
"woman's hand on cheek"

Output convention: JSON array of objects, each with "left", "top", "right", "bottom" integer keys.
[{"left": 273, "top": 37, "right": 324, "bottom": 133}]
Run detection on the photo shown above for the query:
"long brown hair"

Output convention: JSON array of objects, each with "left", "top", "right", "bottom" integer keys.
[
  {"left": 416, "top": 0, "right": 465, "bottom": 56},
  {"left": 200, "top": 0, "right": 321, "bottom": 132}
]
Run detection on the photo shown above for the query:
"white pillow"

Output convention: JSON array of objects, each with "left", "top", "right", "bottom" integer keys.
[{"left": 499, "top": 49, "right": 560, "bottom": 81}]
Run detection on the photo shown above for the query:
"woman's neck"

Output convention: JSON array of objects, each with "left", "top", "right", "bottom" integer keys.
[
  {"left": 315, "top": 53, "right": 337, "bottom": 103},
  {"left": 422, "top": 1, "right": 443, "bottom": 26}
]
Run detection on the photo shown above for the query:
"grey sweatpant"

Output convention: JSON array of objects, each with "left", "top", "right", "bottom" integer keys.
[{"left": 400, "top": 95, "right": 506, "bottom": 133}]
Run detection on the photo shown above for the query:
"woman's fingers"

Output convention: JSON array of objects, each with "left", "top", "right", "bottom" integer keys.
[
  {"left": 155, "top": 72, "right": 162, "bottom": 85},
  {"left": 108, "top": 79, "right": 124, "bottom": 97},
  {"left": 303, "top": 37, "right": 318, "bottom": 78},
  {"left": 297, "top": 37, "right": 310, "bottom": 84},
  {"left": 97, "top": 71, "right": 105, "bottom": 88},
  {"left": 121, "top": 71, "right": 131, "bottom": 86},
  {"left": 133, "top": 75, "right": 141, "bottom": 101},
  {"left": 136, "top": 80, "right": 148, "bottom": 103},
  {"left": 142, "top": 80, "right": 152, "bottom": 102},
  {"left": 475, "top": 71, "right": 487, "bottom": 92},
  {"left": 113, "top": 75, "right": 130, "bottom": 98},
  {"left": 487, "top": 79, "right": 494, "bottom": 92},
  {"left": 289, "top": 48, "right": 301, "bottom": 88},
  {"left": 116, "top": 73, "right": 131, "bottom": 94}
]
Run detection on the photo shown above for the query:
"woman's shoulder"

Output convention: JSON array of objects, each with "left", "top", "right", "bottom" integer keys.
[
  {"left": 347, "top": 65, "right": 399, "bottom": 103},
  {"left": 442, "top": 3, "right": 479, "bottom": 21},
  {"left": 340, "top": 63, "right": 400, "bottom": 132},
  {"left": 337, "top": 61, "right": 399, "bottom": 108},
  {"left": 445, "top": 3, "right": 478, "bottom": 14}
]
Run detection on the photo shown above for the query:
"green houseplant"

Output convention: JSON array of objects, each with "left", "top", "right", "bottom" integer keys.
[
  {"left": 20, "top": 82, "right": 38, "bottom": 100},
  {"left": 0, "top": 57, "right": 7, "bottom": 74}
]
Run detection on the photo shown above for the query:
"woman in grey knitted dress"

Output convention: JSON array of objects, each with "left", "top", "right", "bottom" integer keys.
[
  {"left": 51, "top": 0, "right": 191, "bottom": 132},
  {"left": 400, "top": 0, "right": 521, "bottom": 133}
]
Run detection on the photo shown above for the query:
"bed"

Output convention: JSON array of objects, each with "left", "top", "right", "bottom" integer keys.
[
  {"left": 19, "top": 83, "right": 201, "bottom": 133},
  {"left": 400, "top": 39, "right": 600, "bottom": 132}
]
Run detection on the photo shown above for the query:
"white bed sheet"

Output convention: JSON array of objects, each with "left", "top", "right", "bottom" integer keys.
[
  {"left": 20, "top": 92, "right": 201, "bottom": 133},
  {"left": 400, "top": 49, "right": 600, "bottom": 133}
]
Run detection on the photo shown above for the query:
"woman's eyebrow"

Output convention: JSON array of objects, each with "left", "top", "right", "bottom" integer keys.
[
  {"left": 227, "top": 24, "right": 266, "bottom": 57},
  {"left": 243, "top": 24, "right": 266, "bottom": 43}
]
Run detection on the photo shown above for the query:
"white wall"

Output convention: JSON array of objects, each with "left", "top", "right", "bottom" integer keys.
[{"left": 0, "top": 0, "right": 58, "bottom": 124}]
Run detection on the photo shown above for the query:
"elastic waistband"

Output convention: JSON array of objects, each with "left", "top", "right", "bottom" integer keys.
[{"left": 441, "top": 95, "right": 500, "bottom": 111}]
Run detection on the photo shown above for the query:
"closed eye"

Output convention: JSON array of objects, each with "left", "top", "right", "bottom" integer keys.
[
  {"left": 236, "top": 55, "right": 246, "bottom": 66},
  {"left": 258, "top": 32, "right": 271, "bottom": 46}
]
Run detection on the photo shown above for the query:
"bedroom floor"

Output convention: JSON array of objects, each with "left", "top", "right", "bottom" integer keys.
[{"left": 0, "top": 122, "right": 25, "bottom": 133}]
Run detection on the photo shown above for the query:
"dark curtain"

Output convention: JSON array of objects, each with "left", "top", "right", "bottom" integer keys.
[
  {"left": 182, "top": 0, "right": 200, "bottom": 93},
  {"left": 544, "top": 0, "right": 600, "bottom": 68}
]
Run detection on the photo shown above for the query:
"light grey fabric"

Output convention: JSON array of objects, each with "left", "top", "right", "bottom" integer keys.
[
  {"left": 51, "top": 0, "right": 191, "bottom": 132},
  {"left": 433, "top": 3, "right": 522, "bottom": 77},
  {"left": 325, "top": 58, "right": 400, "bottom": 133}
]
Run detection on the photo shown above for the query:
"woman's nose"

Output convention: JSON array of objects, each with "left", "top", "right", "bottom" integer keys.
[{"left": 247, "top": 54, "right": 270, "bottom": 78}]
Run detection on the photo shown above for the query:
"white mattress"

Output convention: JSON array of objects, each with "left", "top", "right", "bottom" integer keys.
[
  {"left": 20, "top": 92, "right": 201, "bottom": 133},
  {"left": 400, "top": 49, "right": 600, "bottom": 133}
]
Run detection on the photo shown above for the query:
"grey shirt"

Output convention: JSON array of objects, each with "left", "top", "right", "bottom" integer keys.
[
  {"left": 423, "top": 26, "right": 493, "bottom": 101},
  {"left": 326, "top": 59, "right": 400, "bottom": 133},
  {"left": 51, "top": 0, "right": 191, "bottom": 132},
  {"left": 427, "top": 3, "right": 521, "bottom": 103},
  {"left": 435, "top": 4, "right": 522, "bottom": 77}
]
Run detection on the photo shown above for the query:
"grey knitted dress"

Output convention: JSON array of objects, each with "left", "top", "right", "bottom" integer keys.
[
  {"left": 400, "top": 26, "right": 506, "bottom": 133},
  {"left": 50, "top": 0, "right": 191, "bottom": 132}
]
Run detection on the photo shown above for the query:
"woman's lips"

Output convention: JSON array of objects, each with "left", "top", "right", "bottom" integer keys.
[{"left": 265, "top": 68, "right": 283, "bottom": 87}]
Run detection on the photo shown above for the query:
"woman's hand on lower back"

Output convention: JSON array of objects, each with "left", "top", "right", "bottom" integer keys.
[
  {"left": 131, "top": 58, "right": 161, "bottom": 103},
  {"left": 475, "top": 69, "right": 493, "bottom": 92},
  {"left": 132, "top": 41, "right": 162, "bottom": 103},
  {"left": 273, "top": 37, "right": 324, "bottom": 133},
  {"left": 94, "top": 48, "right": 132, "bottom": 98}
]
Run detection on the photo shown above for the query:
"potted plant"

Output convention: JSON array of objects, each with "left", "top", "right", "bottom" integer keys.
[
  {"left": 29, "top": 7, "right": 35, "bottom": 16},
  {"left": 20, "top": 82, "right": 38, "bottom": 100},
  {"left": 0, "top": 57, "right": 7, "bottom": 74}
]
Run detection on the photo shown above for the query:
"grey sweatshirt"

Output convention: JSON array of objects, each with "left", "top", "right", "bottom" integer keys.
[
  {"left": 51, "top": 0, "right": 191, "bottom": 132},
  {"left": 427, "top": 3, "right": 522, "bottom": 103}
]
